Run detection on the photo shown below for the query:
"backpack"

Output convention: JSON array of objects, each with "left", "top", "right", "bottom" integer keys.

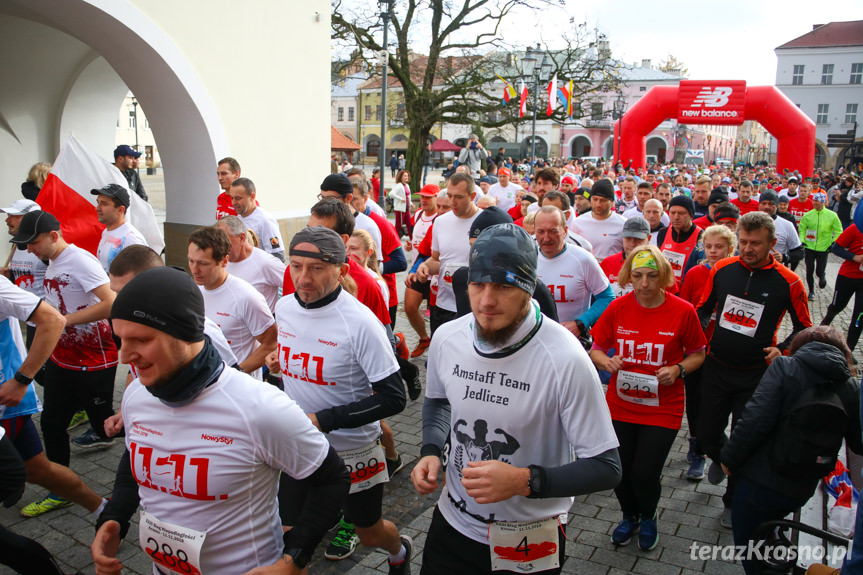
[{"left": 769, "top": 381, "right": 849, "bottom": 480}]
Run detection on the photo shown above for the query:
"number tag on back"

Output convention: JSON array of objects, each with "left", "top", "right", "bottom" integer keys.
[
  {"left": 139, "top": 510, "right": 205, "bottom": 575},
  {"left": 489, "top": 517, "right": 559, "bottom": 572}
]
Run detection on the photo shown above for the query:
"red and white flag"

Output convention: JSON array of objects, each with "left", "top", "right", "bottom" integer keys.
[
  {"left": 36, "top": 134, "right": 164, "bottom": 256},
  {"left": 546, "top": 74, "right": 557, "bottom": 116},
  {"left": 519, "top": 80, "right": 528, "bottom": 118}
]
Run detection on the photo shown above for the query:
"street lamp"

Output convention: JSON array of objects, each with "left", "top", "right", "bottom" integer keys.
[
  {"left": 377, "top": 0, "right": 393, "bottom": 209},
  {"left": 131, "top": 96, "right": 140, "bottom": 178},
  {"left": 520, "top": 45, "right": 551, "bottom": 175},
  {"left": 613, "top": 91, "right": 627, "bottom": 166}
]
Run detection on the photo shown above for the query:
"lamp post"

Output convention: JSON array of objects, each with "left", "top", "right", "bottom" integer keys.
[
  {"left": 377, "top": 0, "right": 393, "bottom": 209},
  {"left": 613, "top": 91, "right": 627, "bottom": 167},
  {"left": 131, "top": 96, "right": 140, "bottom": 178},
  {"left": 520, "top": 45, "right": 551, "bottom": 175}
]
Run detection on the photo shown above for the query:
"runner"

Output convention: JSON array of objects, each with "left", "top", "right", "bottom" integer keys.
[
  {"left": 92, "top": 266, "right": 349, "bottom": 575},
  {"left": 798, "top": 191, "right": 842, "bottom": 300},
  {"left": 216, "top": 216, "right": 286, "bottom": 313},
  {"left": 91, "top": 184, "right": 147, "bottom": 273},
  {"left": 412, "top": 223, "right": 620, "bottom": 575},
  {"left": 591, "top": 245, "right": 706, "bottom": 550}
]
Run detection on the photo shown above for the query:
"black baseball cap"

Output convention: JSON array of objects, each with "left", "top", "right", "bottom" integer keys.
[
  {"left": 91, "top": 183, "right": 131, "bottom": 208},
  {"left": 114, "top": 145, "right": 142, "bottom": 159},
  {"left": 10, "top": 210, "right": 60, "bottom": 245},
  {"left": 289, "top": 226, "right": 347, "bottom": 264}
]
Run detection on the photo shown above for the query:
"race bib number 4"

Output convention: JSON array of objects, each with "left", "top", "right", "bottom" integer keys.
[
  {"left": 139, "top": 511, "right": 205, "bottom": 575},
  {"left": 719, "top": 295, "right": 764, "bottom": 337},
  {"left": 616, "top": 370, "right": 659, "bottom": 407},
  {"left": 340, "top": 440, "right": 388, "bottom": 494},
  {"left": 489, "top": 517, "right": 560, "bottom": 572}
]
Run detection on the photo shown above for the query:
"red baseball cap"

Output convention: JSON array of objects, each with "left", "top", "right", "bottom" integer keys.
[
  {"left": 498, "top": 168, "right": 511, "bottom": 176},
  {"left": 419, "top": 184, "right": 441, "bottom": 197}
]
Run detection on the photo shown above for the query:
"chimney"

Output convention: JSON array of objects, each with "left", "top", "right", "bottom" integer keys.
[
  {"left": 813, "top": 24, "right": 824, "bottom": 30},
  {"left": 641, "top": 59, "right": 652, "bottom": 69},
  {"left": 597, "top": 39, "right": 611, "bottom": 59}
]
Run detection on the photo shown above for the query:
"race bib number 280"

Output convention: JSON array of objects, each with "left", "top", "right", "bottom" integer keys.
[
  {"left": 139, "top": 511, "right": 205, "bottom": 575},
  {"left": 719, "top": 295, "right": 764, "bottom": 337}
]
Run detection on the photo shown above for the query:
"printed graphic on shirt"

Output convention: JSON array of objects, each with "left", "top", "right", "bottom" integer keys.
[{"left": 452, "top": 418, "right": 519, "bottom": 479}]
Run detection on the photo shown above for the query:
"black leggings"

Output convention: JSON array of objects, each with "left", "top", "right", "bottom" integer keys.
[
  {"left": 822, "top": 273, "right": 863, "bottom": 350},
  {"left": 804, "top": 248, "right": 829, "bottom": 293},
  {"left": 612, "top": 420, "right": 679, "bottom": 519}
]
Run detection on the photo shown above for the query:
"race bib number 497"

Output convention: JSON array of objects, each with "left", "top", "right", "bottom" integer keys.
[{"left": 718, "top": 295, "right": 764, "bottom": 337}]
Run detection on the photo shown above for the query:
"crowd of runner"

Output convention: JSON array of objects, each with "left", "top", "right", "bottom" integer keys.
[{"left": 0, "top": 154, "right": 862, "bottom": 575}]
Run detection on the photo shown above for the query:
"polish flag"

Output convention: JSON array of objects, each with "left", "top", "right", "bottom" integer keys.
[
  {"left": 519, "top": 80, "right": 528, "bottom": 118},
  {"left": 546, "top": 74, "right": 557, "bottom": 116},
  {"left": 36, "top": 134, "right": 164, "bottom": 256}
]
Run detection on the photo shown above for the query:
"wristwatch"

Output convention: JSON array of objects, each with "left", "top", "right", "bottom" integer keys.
[
  {"left": 283, "top": 547, "right": 311, "bottom": 569},
  {"left": 527, "top": 465, "right": 545, "bottom": 499},
  {"left": 676, "top": 363, "right": 687, "bottom": 379}
]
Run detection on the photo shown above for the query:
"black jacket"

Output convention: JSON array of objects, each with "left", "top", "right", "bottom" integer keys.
[{"left": 722, "top": 342, "right": 863, "bottom": 500}]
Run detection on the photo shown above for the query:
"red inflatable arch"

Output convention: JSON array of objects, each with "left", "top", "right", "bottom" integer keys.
[{"left": 613, "top": 81, "right": 816, "bottom": 176}]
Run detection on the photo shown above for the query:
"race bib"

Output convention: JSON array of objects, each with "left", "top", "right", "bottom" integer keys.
[
  {"left": 340, "top": 439, "right": 388, "bottom": 494},
  {"left": 805, "top": 228, "right": 817, "bottom": 242},
  {"left": 719, "top": 295, "right": 764, "bottom": 337},
  {"left": 662, "top": 249, "right": 686, "bottom": 278},
  {"left": 616, "top": 370, "right": 659, "bottom": 407},
  {"left": 489, "top": 517, "right": 560, "bottom": 572},
  {"left": 441, "top": 262, "right": 467, "bottom": 285},
  {"left": 139, "top": 511, "right": 205, "bottom": 575}
]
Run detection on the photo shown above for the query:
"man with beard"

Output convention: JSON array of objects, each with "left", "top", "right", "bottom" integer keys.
[{"left": 411, "top": 223, "right": 620, "bottom": 575}]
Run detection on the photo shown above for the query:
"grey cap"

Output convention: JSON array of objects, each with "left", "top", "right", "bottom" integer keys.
[
  {"left": 622, "top": 217, "right": 650, "bottom": 239},
  {"left": 469, "top": 224, "right": 537, "bottom": 295},
  {"left": 760, "top": 190, "right": 779, "bottom": 205},
  {"left": 289, "top": 226, "right": 347, "bottom": 264}
]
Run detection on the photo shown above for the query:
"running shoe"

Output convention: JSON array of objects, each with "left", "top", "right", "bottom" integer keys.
[
  {"left": 388, "top": 535, "right": 413, "bottom": 575},
  {"left": 638, "top": 515, "right": 659, "bottom": 551},
  {"left": 410, "top": 338, "right": 431, "bottom": 358},
  {"left": 21, "top": 494, "right": 73, "bottom": 517},
  {"left": 324, "top": 520, "right": 360, "bottom": 560},
  {"left": 819, "top": 276, "right": 828, "bottom": 289},
  {"left": 66, "top": 410, "right": 89, "bottom": 431},
  {"left": 611, "top": 515, "right": 639, "bottom": 546},
  {"left": 394, "top": 332, "right": 409, "bottom": 361},
  {"left": 387, "top": 454, "right": 407, "bottom": 479},
  {"left": 72, "top": 429, "right": 114, "bottom": 450},
  {"left": 707, "top": 461, "right": 726, "bottom": 485},
  {"left": 687, "top": 454, "right": 706, "bottom": 481}
]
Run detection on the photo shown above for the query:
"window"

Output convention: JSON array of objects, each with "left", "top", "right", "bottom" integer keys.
[
  {"left": 639, "top": 86, "right": 646, "bottom": 92},
  {"left": 375, "top": 105, "right": 382, "bottom": 121},
  {"left": 128, "top": 111, "right": 136, "bottom": 129},
  {"left": 846, "top": 103, "right": 858, "bottom": 125},
  {"left": 792, "top": 64, "right": 804, "bottom": 85},
  {"left": 364, "top": 105, "right": 372, "bottom": 120},
  {"left": 817, "top": 104, "right": 829, "bottom": 125},
  {"left": 348, "top": 107, "right": 355, "bottom": 121},
  {"left": 144, "top": 118, "right": 150, "bottom": 131},
  {"left": 591, "top": 102, "right": 603, "bottom": 120},
  {"left": 395, "top": 103, "right": 405, "bottom": 121},
  {"left": 337, "top": 107, "right": 344, "bottom": 121},
  {"left": 821, "top": 64, "right": 834, "bottom": 85},
  {"left": 851, "top": 63, "right": 863, "bottom": 84}
]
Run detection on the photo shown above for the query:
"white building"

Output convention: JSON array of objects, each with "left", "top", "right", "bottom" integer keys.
[
  {"left": 331, "top": 72, "right": 366, "bottom": 145},
  {"left": 115, "top": 93, "right": 161, "bottom": 171},
  {"left": 775, "top": 20, "right": 863, "bottom": 170}
]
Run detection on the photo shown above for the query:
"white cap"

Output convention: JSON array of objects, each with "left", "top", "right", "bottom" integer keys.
[{"left": 0, "top": 199, "right": 40, "bottom": 216}]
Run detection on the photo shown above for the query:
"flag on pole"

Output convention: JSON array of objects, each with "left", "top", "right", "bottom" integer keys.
[
  {"left": 497, "top": 75, "right": 517, "bottom": 106},
  {"left": 36, "top": 134, "right": 165, "bottom": 256},
  {"left": 567, "top": 79, "right": 574, "bottom": 118},
  {"left": 519, "top": 80, "right": 528, "bottom": 118},
  {"left": 546, "top": 74, "right": 557, "bottom": 117},
  {"left": 557, "top": 84, "right": 570, "bottom": 119}
]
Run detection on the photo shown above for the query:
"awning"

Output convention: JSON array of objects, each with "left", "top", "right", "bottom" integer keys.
[
  {"left": 429, "top": 139, "right": 462, "bottom": 152},
  {"left": 331, "top": 126, "right": 360, "bottom": 152}
]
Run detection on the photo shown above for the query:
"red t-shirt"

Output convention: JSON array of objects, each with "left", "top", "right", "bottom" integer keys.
[
  {"left": 600, "top": 252, "right": 626, "bottom": 286},
  {"left": 731, "top": 198, "right": 759, "bottom": 216},
  {"left": 678, "top": 263, "right": 716, "bottom": 342},
  {"left": 216, "top": 192, "right": 259, "bottom": 220},
  {"left": 367, "top": 211, "right": 401, "bottom": 308},
  {"left": 508, "top": 204, "right": 523, "bottom": 220},
  {"left": 692, "top": 215, "right": 712, "bottom": 230},
  {"left": 591, "top": 292, "right": 707, "bottom": 430},
  {"left": 835, "top": 224, "right": 863, "bottom": 280},
  {"left": 283, "top": 258, "right": 391, "bottom": 326},
  {"left": 788, "top": 198, "right": 813, "bottom": 223}
]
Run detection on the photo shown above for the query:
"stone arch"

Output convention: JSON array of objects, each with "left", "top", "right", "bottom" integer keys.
[{"left": 569, "top": 135, "right": 592, "bottom": 157}]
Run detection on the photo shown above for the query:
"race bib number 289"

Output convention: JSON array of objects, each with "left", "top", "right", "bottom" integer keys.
[{"left": 139, "top": 511, "right": 205, "bottom": 575}]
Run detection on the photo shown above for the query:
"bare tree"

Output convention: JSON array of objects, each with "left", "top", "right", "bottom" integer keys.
[
  {"left": 658, "top": 54, "right": 689, "bottom": 78},
  {"left": 332, "top": 0, "right": 624, "bottom": 189}
]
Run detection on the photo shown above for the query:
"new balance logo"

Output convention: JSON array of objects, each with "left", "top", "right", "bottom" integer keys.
[{"left": 692, "top": 87, "right": 733, "bottom": 108}]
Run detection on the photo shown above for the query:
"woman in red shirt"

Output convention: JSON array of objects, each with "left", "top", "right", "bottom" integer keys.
[
  {"left": 591, "top": 245, "right": 706, "bottom": 552},
  {"left": 677, "top": 225, "right": 736, "bottom": 480},
  {"left": 821, "top": 222, "right": 863, "bottom": 349}
]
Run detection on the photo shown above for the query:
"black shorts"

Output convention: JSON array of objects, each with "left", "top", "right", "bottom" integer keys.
[
  {"left": 407, "top": 278, "right": 431, "bottom": 300},
  {"left": 279, "top": 475, "right": 384, "bottom": 529},
  {"left": 1, "top": 415, "right": 44, "bottom": 461},
  {"left": 422, "top": 506, "right": 566, "bottom": 575}
]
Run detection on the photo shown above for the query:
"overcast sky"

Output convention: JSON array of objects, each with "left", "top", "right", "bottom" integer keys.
[{"left": 349, "top": 1, "right": 861, "bottom": 86}]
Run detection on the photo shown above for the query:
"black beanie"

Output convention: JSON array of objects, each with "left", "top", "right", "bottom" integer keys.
[
  {"left": 469, "top": 206, "right": 513, "bottom": 239},
  {"left": 469, "top": 224, "right": 537, "bottom": 295},
  {"left": 669, "top": 195, "right": 695, "bottom": 218},
  {"left": 111, "top": 267, "right": 205, "bottom": 343}
]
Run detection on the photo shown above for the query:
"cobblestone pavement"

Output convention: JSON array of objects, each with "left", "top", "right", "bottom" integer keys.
[{"left": 1, "top": 234, "right": 856, "bottom": 573}]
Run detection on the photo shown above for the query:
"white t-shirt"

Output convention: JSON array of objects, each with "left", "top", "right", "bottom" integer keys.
[
  {"left": 774, "top": 214, "right": 802, "bottom": 256},
  {"left": 200, "top": 274, "right": 275, "bottom": 380},
  {"left": 240, "top": 207, "right": 286, "bottom": 261},
  {"left": 9, "top": 248, "right": 47, "bottom": 298},
  {"left": 366, "top": 199, "right": 386, "bottom": 218},
  {"left": 572, "top": 211, "right": 627, "bottom": 260},
  {"left": 354, "top": 211, "right": 384, "bottom": 262},
  {"left": 431, "top": 210, "right": 481, "bottom": 312},
  {"left": 537, "top": 244, "right": 610, "bottom": 322},
  {"left": 123, "top": 367, "right": 329, "bottom": 575},
  {"left": 412, "top": 210, "right": 436, "bottom": 252},
  {"left": 274, "top": 289, "right": 399, "bottom": 452},
  {"left": 486, "top": 183, "right": 520, "bottom": 212},
  {"left": 204, "top": 317, "right": 239, "bottom": 367},
  {"left": 0, "top": 276, "right": 42, "bottom": 419},
  {"left": 426, "top": 312, "right": 619, "bottom": 543},
  {"left": 623, "top": 206, "right": 670, "bottom": 227},
  {"left": 226, "top": 248, "right": 286, "bottom": 312},
  {"left": 97, "top": 222, "right": 147, "bottom": 273},
  {"left": 44, "top": 244, "right": 117, "bottom": 370}
]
